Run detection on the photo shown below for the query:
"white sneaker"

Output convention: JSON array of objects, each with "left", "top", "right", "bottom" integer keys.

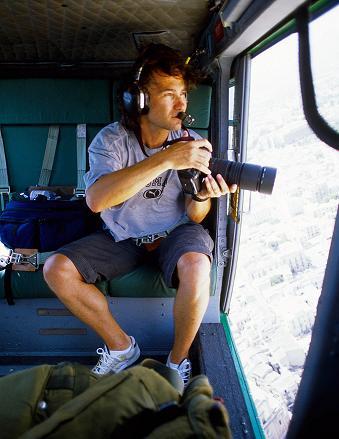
[
  {"left": 166, "top": 354, "right": 192, "bottom": 388},
  {"left": 92, "top": 336, "right": 140, "bottom": 376}
]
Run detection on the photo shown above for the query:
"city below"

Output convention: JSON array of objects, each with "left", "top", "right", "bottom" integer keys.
[{"left": 229, "top": 53, "right": 338, "bottom": 439}]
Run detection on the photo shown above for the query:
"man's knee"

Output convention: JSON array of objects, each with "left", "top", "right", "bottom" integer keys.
[
  {"left": 43, "top": 253, "right": 81, "bottom": 285},
  {"left": 177, "top": 251, "right": 210, "bottom": 271},
  {"left": 177, "top": 252, "right": 211, "bottom": 281}
]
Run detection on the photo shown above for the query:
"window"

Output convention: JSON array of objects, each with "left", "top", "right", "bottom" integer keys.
[{"left": 228, "top": 6, "right": 339, "bottom": 439}]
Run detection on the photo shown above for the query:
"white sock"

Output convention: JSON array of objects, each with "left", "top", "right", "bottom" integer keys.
[
  {"left": 167, "top": 352, "right": 179, "bottom": 369},
  {"left": 168, "top": 361, "right": 179, "bottom": 370},
  {"left": 108, "top": 337, "right": 132, "bottom": 356}
]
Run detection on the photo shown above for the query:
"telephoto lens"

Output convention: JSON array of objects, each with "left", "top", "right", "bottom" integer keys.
[{"left": 209, "top": 158, "right": 277, "bottom": 194}]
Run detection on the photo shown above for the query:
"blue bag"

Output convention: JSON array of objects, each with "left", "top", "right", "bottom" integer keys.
[{"left": 0, "top": 198, "right": 100, "bottom": 252}]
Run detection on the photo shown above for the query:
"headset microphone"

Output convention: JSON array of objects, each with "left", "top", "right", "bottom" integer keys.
[{"left": 177, "top": 111, "right": 195, "bottom": 126}]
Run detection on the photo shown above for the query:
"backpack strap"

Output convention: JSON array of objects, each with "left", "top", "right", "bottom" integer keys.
[
  {"left": 0, "top": 126, "right": 10, "bottom": 211},
  {"left": 38, "top": 125, "right": 59, "bottom": 186},
  {"left": 75, "top": 124, "right": 86, "bottom": 197},
  {"left": 45, "top": 363, "right": 92, "bottom": 398},
  {"left": 182, "top": 375, "right": 231, "bottom": 438}
]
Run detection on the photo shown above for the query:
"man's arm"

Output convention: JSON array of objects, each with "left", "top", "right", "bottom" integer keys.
[
  {"left": 86, "top": 138, "right": 213, "bottom": 213},
  {"left": 186, "top": 174, "right": 237, "bottom": 223},
  {"left": 186, "top": 196, "right": 211, "bottom": 223}
]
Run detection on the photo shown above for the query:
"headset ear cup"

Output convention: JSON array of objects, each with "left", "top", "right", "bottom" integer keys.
[
  {"left": 122, "top": 90, "right": 134, "bottom": 115},
  {"left": 139, "top": 89, "right": 150, "bottom": 114},
  {"left": 123, "top": 84, "right": 149, "bottom": 115},
  {"left": 122, "top": 83, "right": 139, "bottom": 114},
  {"left": 123, "top": 61, "right": 150, "bottom": 115}
]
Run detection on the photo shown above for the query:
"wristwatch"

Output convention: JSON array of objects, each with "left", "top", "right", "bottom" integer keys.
[{"left": 192, "top": 194, "right": 209, "bottom": 202}]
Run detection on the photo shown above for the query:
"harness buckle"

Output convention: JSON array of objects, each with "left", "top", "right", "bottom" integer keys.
[
  {"left": 0, "top": 186, "right": 11, "bottom": 210},
  {"left": 74, "top": 188, "right": 86, "bottom": 198},
  {"left": 8, "top": 250, "right": 39, "bottom": 269}
]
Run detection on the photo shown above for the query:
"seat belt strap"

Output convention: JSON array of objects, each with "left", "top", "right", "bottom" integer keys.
[
  {"left": 76, "top": 124, "right": 86, "bottom": 197},
  {"left": 38, "top": 125, "right": 59, "bottom": 186},
  {"left": 3, "top": 249, "right": 54, "bottom": 270},
  {"left": 4, "top": 265, "right": 15, "bottom": 305},
  {"left": 37, "top": 251, "right": 54, "bottom": 266},
  {"left": 0, "top": 127, "right": 10, "bottom": 189},
  {"left": 0, "top": 127, "right": 10, "bottom": 211}
]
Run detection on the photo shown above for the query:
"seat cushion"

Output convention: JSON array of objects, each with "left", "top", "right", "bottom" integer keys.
[
  {"left": 0, "top": 262, "right": 216, "bottom": 300},
  {"left": 0, "top": 265, "right": 175, "bottom": 300}
]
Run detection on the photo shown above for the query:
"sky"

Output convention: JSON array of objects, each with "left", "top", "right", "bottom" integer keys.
[{"left": 251, "top": 4, "right": 339, "bottom": 100}]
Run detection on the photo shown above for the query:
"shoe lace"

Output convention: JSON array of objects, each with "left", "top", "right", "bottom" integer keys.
[
  {"left": 178, "top": 359, "right": 192, "bottom": 386},
  {"left": 93, "top": 346, "right": 120, "bottom": 374}
]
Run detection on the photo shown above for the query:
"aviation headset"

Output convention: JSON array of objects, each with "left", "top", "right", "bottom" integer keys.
[
  {"left": 122, "top": 62, "right": 150, "bottom": 115},
  {"left": 122, "top": 46, "right": 191, "bottom": 117}
]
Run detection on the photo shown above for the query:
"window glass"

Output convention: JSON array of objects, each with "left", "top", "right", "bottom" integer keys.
[{"left": 228, "top": 6, "right": 339, "bottom": 439}]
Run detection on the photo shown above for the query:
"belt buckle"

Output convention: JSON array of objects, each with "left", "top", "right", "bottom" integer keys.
[
  {"left": 143, "top": 234, "right": 157, "bottom": 244},
  {"left": 135, "top": 232, "right": 166, "bottom": 246},
  {"left": 135, "top": 235, "right": 154, "bottom": 246}
]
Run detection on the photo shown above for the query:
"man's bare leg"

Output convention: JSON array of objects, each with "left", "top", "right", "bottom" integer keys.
[
  {"left": 170, "top": 252, "right": 211, "bottom": 364},
  {"left": 43, "top": 254, "right": 131, "bottom": 350}
]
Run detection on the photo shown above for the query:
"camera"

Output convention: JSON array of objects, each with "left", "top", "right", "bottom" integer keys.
[
  {"left": 176, "top": 112, "right": 277, "bottom": 195},
  {"left": 178, "top": 158, "right": 277, "bottom": 195}
]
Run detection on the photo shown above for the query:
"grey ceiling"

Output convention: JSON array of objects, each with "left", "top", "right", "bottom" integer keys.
[{"left": 0, "top": 0, "right": 211, "bottom": 64}]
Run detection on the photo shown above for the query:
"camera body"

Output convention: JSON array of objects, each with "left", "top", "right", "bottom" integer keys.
[{"left": 178, "top": 168, "right": 202, "bottom": 195}]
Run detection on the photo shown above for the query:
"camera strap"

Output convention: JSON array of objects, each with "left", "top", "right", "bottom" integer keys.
[{"left": 134, "top": 128, "right": 194, "bottom": 158}]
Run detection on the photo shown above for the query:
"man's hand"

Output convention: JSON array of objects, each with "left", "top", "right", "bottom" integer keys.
[
  {"left": 163, "top": 135, "right": 237, "bottom": 200},
  {"left": 186, "top": 174, "right": 237, "bottom": 224},
  {"left": 162, "top": 138, "right": 212, "bottom": 176},
  {"left": 196, "top": 174, "right": 237, "bottom": 200}
]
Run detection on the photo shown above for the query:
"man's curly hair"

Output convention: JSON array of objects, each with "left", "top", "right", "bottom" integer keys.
[{"left": 120, "top": 43, "right": 202, "bottom": 132}]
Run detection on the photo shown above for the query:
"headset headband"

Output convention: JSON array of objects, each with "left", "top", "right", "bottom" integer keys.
[
  {"left": 134, "top": 64, "right": 144, "bottom": 83},
  {"left": 122, "top": 60, "right": 149, "bottom": 115}
]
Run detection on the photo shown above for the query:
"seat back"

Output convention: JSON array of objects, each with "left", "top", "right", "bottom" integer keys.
[
  {"left": 0, "top": 78, "right": 111, "bottom": 193},
  {"left": 0, "top": 79, "right": 214, "bottom": 300}
]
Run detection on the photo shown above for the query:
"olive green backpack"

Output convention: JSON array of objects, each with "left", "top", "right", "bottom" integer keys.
[{"left": 0, "top": 361, "right": 231, "bottom": 438}]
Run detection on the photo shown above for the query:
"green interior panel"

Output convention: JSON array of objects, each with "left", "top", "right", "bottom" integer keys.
[
  {"left": 0, "top": 78, "right": 112, "bottom": 192},
  {"left": 1, "top": 124, "right": 106, "bottom": 193},
  {"left": 3, "top": 126, "right": 52, "bottom": 191},
  {"left": 193, "top": 129, "right": 208, "bottom": 138},
  {"left": 112, "top": 81, "right": 122, "bottom": 122},
  {"left": 187, "top": 85, "right": 212, "bottom": 129},
  {"left": 0, "top": 79, "right": 112, "bottom": 124},
  {"left": 87, "top": 125, "right": 107, "bottom": 144}
]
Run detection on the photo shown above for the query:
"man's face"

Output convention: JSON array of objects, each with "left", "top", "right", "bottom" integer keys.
[{"left": 143, "top": 70, "right": 188, "bottom": 131}]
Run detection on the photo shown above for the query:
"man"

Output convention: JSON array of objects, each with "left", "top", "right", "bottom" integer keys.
[{"left": 43, "top": 44, "right": 237, "bottom": 387}]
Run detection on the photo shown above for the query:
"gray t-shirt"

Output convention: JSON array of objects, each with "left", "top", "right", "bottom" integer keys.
[{"left": 84, "top": 122, "right": 201, "bottom": 241}]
